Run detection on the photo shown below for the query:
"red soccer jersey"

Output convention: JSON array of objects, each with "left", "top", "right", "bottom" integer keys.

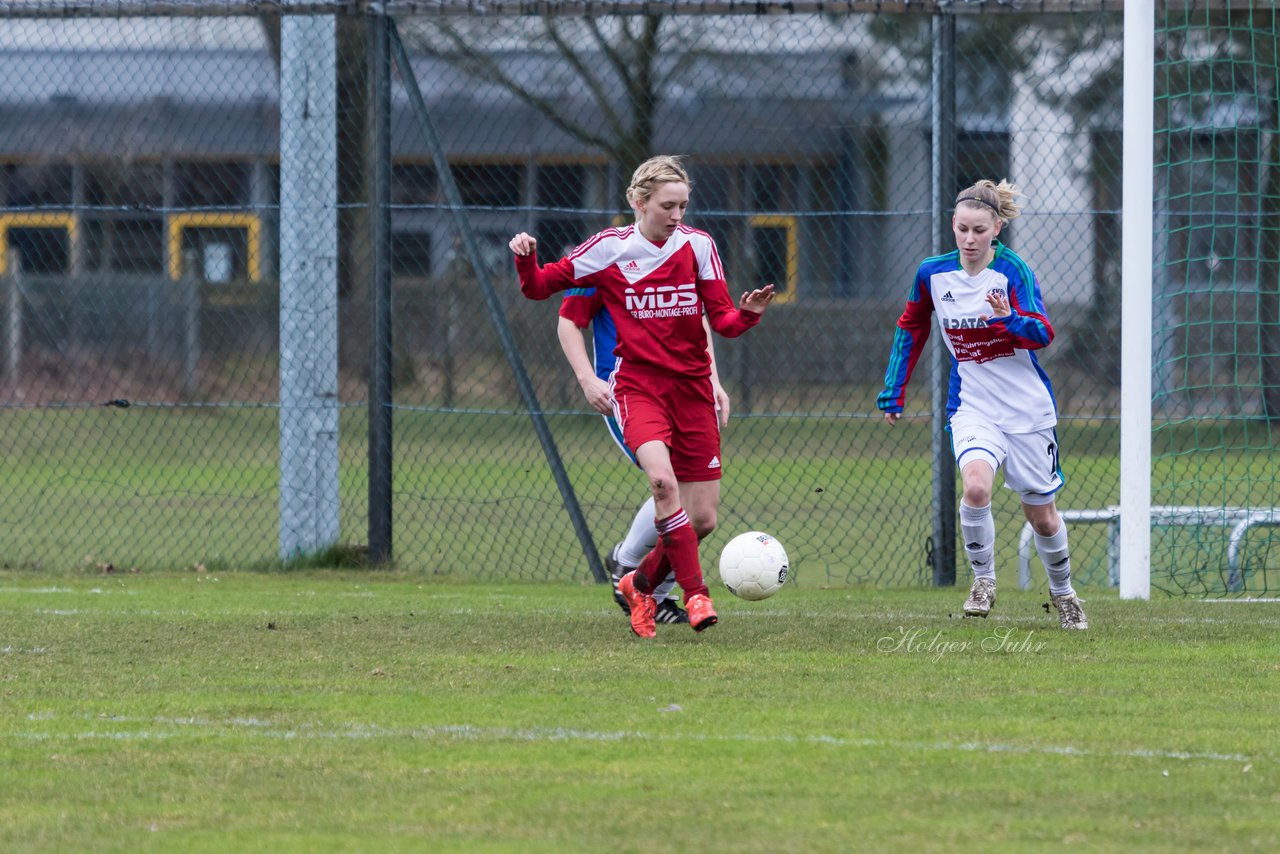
[{"left": 516, "top": 224, "right": 759, "bottom": 379}]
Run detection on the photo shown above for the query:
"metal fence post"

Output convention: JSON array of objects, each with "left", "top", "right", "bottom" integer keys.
[
  {"left": 6, "top": 249, "right": 21, "bottom": 386},
  {"left": 368, "top": 8, "right": 393, "bottom": 564},
  {"left": 931, "top": 10, "right": 958, "bottom": 588},
  {"left": 183, "top": 249, "right": 200, "bottom": 397}
]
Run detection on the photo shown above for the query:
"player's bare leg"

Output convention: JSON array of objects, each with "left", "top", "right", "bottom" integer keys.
[
  {"left": 607, "top": 497, "right": 686, "bottom": 623},
  {"left": 633, "top": 441, "right": 715, "bottom": 630}
]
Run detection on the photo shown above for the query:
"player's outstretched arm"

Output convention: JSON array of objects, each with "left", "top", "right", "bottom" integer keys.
[
  {"left": 511, "top": 232, "right": 575, "bottom": 300},
  {"left": 740, "top": 284, "right": 776, "bottom": 315}
]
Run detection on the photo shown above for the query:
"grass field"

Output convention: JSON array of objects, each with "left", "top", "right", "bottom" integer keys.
[
  {"left": 2, "top": 572, "right": 1276, "bottom": 852},
  {"left": 4, "top": 404, "right": 1276, "bottom": 595}
]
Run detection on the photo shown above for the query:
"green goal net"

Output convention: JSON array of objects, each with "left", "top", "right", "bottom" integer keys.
[{"left": 1151, "top": 3, "right": 1280, "bottom": 596}]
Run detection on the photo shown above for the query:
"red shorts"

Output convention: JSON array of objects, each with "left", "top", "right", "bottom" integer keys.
[{"left": 611, "top": 370, "right": 722, "bottom": 482}]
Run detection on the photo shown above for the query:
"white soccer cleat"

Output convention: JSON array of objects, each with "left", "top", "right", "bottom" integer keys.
[
  {"left": 1050, "top": 593, "right": 1089, "bottom": 630},
  {"left": 962, "top": 577, "right": 996, "bottom": 617}
]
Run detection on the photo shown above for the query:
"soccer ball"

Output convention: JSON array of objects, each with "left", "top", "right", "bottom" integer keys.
[{"left": 718, "top": 531, "right": 789, "bottom": 601}]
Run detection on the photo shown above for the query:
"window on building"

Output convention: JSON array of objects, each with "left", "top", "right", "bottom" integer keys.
[
  {"left": 179, "top": 226, "right": 251, "bottom": 283},
  {"left": 8, "top": 227, "right": 69, "bottom": 274},
  {"left": 392, "top": 164, "right": 437, "bottom": 206},
  {"left": 534, "top": 164, "right": 589, "bottom": 260},
  {"left": 690, "top": 164, "right": 734, "bottom": 213},
  {"left": 3, "top": 163, "right": 73, "bottom": 207},
  {"left": 453, "top": 164, "right": 523, "bottom": 209},
  {"left": 176, "top": 162, "right": 251, "bottom": 209},
  {"left": 86, "top": 163, "right": 164, "bottom": 208},
  {"left": 536, "top": 165, "right": 586, "bottom": 210},
  {"left": 749, "top": 216, "right": 798, "bottom": 302},
  {"left": 534, "top": 218, "right": 588, "bottom": 261},
  {"left": 85, "top": 218, "right": 164, "bottom": 275},
  {"left": 807, "top": 161, "right": 844, "bottom": 295},
  {"left": 392, "top": 231, "right": 432, "bottom": 278},
  {"left": 750, "top": 164, "right": 798, "bottom": 213}
]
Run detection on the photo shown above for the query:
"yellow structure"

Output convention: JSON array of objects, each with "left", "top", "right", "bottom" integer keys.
[
  {"left": 748, "top": 214, "right": 798, "bottom": 303},
  {"left": 0, "top": 212, "right": 79, "bottom": 275},
  {"left": 167, "top": 212, "right": 262, "bottom": 282}
]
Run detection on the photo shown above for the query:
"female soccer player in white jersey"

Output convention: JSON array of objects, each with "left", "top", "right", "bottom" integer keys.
[
  {"left": 877, "top": 179, "right": 1087, "bottom": 630},
  {"left": 557, "top": 291, "right": 731, "bottom": 626},
  {"left": 511, "top": 155, "right": 775, "bottom": 637}
]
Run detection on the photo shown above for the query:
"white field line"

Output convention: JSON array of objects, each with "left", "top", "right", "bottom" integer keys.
[
  {"left": 10, "top": 714, "right": 1258, "bottom": 765},
  {"left": 6, "top": 584, "right": 1280, "bottom": 607},
  {"left": 3, "top": 584, "right": 1278, "bottom": 626}
]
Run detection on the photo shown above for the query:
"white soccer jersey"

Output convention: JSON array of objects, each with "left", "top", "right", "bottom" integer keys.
[{"left": 878, "top": 243, "right": 1058, "bottom": 434}]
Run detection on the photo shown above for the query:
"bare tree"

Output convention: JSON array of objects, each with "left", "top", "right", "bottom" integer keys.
[{"left": 402, "top": 15, "right": 703, "bottom": 185}]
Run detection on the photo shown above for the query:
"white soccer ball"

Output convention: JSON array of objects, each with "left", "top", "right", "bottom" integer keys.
[{"left": 718, "top": 531, "right": 789, "bottom": 601}]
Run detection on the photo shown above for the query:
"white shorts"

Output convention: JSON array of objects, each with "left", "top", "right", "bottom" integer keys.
[{"left": 949, "top": 413, "right": 1064, "bottom": 505}]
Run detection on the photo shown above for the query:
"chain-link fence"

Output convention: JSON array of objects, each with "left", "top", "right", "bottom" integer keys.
[{"left": 1, "top": 2, "right": 1265, "bottom": 594}]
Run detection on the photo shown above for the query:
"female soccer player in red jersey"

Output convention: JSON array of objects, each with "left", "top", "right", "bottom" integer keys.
[
  {"left": 510, "top": 155, "right": 775, "bottom": 637},
  {"left": 557, "top": 290, "right": 732, "bottom": 626}
]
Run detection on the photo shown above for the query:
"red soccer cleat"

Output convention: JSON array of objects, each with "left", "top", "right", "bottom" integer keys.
[
  {"left": 618, "top": 571, "right": 656, "bottom": 638},
  {"left": 685, "top": 593, "right": 718, "bottom": 633}
]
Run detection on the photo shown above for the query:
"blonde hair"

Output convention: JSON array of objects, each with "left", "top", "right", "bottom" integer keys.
[
  {"left": 626, "top": 155, "right": 691, "bottom": 211},
  {"left": 955, "top": 179, "right": 1023, "bottom": 224}
]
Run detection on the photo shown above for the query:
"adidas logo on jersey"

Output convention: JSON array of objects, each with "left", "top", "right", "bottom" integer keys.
[
  {"left": 621, "top": 260, "right": 640, "bottom": 271},
  {"left": 939, "top": 291, "right": 955, "bottom": 302},
  {"left": 707, "top": 456, "right": 721, "bottom": 469}
]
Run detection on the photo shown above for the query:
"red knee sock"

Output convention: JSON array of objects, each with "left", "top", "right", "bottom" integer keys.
[
  {"left": 635, "top": 509, "right": 706, "bottom": 601},
  {"left": 634, "top": 548, "right": 670, "bottom": 595}
]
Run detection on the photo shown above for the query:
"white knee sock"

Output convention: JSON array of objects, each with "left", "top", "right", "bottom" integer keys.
[
  {"left": 618, "top": 496, "right": 658, "bottom": 567},
  {"left": 959, "top": 502, "right": 996, "bottom": 582},
  {"left": 1036, "top": 518, "right": 1074, "bottom": 597}
]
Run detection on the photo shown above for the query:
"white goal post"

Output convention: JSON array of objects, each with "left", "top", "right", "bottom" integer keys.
[{"left": 1120, "top": 0, "right": 1154, "bottom": 599}]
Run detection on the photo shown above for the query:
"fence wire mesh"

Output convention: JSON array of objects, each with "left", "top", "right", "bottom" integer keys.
[{"left": 0, "top": 4, "right": 1269, "bottom": 594}]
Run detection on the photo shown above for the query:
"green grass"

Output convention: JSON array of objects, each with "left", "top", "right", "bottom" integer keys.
[{"left": 2, "top": 572, "right": 1276, "bottom": 851}]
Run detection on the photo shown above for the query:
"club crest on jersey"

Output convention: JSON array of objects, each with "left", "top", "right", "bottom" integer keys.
[
  {"left": 624, "top": 283, "right": 699, "bottom": 317},
  {"left": 987, "top": 287, "right": 1006, "bottom": 301}
]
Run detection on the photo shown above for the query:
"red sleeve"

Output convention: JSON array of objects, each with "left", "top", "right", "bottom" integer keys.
[
  {"left": 515, "top": 251, "right": 579, "bottom": 301},
  {"left": 699, "top": 278, "right": 761, "bottom": 338},
  {"left": 896, "top": 290, "right": 934, "bottom": 339},
  {"left": 876, "top": 282, "right": 935, "bottom": 412}
]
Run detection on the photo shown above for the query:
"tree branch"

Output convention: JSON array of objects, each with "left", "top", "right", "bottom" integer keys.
[
  {"left": 544, "top": 18, "right": 628, "bottom": 145},
  {"left": 413, "top": 21, "right": 618, "bottom": 156}
]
